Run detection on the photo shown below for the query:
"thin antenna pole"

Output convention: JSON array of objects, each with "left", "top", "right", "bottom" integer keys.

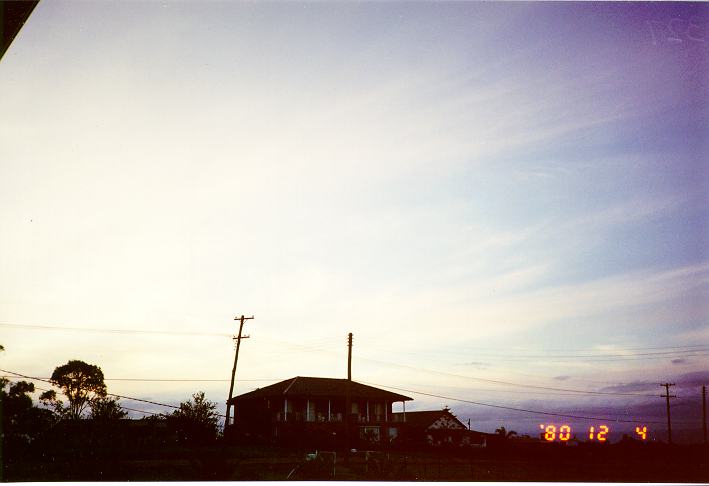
[
  {"left": 345, "top": 332, "right": 352, "bottom": 463},
  {"left": 702, "top": 385, "right": 707, "bottom": 445},
  {"left": 347, "top": 332, "right": 353, "bottom": 381}
]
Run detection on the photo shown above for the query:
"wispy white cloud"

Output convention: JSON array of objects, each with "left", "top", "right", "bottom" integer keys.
[{"left": 1, "top": 1, "right": 706, "bottom": 424}]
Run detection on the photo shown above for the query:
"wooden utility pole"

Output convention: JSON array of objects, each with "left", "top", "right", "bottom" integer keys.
[
  {"left": 660, "top": 383, "right": 676, "bottom": 445},
  {"left": 702, "top": 385, "right": 707, "bottom": 445},
  {"left": 225, "top": 315, "right": 254, "bottom": 428},
  {"left": 345, "top": 332, "right": 352, "bottom": 463}
]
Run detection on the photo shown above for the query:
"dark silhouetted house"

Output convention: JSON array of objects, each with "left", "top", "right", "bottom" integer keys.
[
  {"left": 228, "top": 376, "right": 412, "bottom": 448},
  {"left": 392, "top": 408, "right": 486, "bottom": 448}
]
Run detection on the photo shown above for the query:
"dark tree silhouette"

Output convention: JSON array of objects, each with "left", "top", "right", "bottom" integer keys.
[
  {"left": 169, "top": 391, "right": 219, "bottom": 444},
  {"left": 1, "top": 378, "right": 55, "bottom": 449},
  {"left": 1, "top": 346, "right": 55, "bottom": 452},
  {"left": 38, "top": 388, "right": 65, "bottom": 417},
  {"left": 42, "top": 360, "right": 107, "bottom": 419},
  {"left": 89, "top": 396, "right": 127, "bottom": 420},
  {"left": 495, "top": 426, "right": 517, "bottom": 439}
]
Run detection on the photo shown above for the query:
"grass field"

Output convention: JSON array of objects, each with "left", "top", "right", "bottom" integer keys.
[{"left": 4, "top": 441, "right": 708, "bottom": 481}]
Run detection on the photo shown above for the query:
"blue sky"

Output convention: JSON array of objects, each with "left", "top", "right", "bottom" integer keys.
[{"left": 1, "top": 1, "right": 707, "bottom": 442}]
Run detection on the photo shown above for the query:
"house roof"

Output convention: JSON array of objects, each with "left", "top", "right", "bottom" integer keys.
[
  {"left": 391, "top": 409, "right": 466, "bottom": 430},
  {"left": 229, "top": 376, "right": 412, "bottom": 404}
]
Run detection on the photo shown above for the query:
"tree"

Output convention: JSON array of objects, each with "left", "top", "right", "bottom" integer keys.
[
  {"left": 1, "top": 346, "right": 55, "bottom": 450},
  {"left": 89, "top": 397, "right": 127, "bottom": 420},
  {"left": 38, "top": 389, "right": 67, "bottom": 418},
  {"left": 168, "top": 391, "right": 219, "bottom": 444},
  {"left": 44, "top": 360, "right": 107, "bottom": 419},
  {"left": 495, "top": 426, "right": 517, "bottom": 439},
  {"left": 1, "top": 379, "right": 55, "bottom": 449}
]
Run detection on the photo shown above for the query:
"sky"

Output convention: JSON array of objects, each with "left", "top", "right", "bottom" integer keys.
[{"left": 1, "top": 1, "right": 708, "bottom": 443}]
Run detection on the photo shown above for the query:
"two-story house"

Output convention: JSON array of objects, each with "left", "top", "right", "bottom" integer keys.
[{"left": 228, "top": 376, "right": 412, "bottom": 448}]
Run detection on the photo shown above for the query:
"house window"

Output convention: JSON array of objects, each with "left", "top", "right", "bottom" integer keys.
[
  {"left": 306, "top": 400, "right": 316, "bottom": 422},
  {"left": 359, "top": 426, "right": 380, "bottom": 442},
  {"left": 374, "top": 402, "right": 384, "bottom": 421}
]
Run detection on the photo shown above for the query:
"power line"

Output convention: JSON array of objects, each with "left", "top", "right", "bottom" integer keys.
[
  {"left": 362, "top": 339, "right": 709, "bottom": 354},
  {"left": 486, "top": 351, "right": 709, "bottom": 362},
  {"left": 265, "top": 340, "right": 665, "bottom": 388},
  {"left": 390, "top": 348, "right": 709, "bottom": 363},
  {"left": 0, "top": 375, "right": 661, "bottom": 398},
  {"left": 0, "top": 324, "right": 692, "bottom": 399},
  {"left": 253, "top": 338, "right": 694, "bottom": 396},
  {"left": 445, "top": 344, "right": 709, "bottom": 355},
  {"left": 251, "top": 338, "right": 679, "bottom": 396},
  {"left": 225, "top": 340, "right": 667, "bottom": 397},
  {"left": 218, "top": 338, "right": 670, "bottom": 397},
  {"left": 461, "top": 349, "right": 709, "bottom": 359},
  {"left": 5, "top": 368, "right": 700, "bottom": 426},
  {"left": 6, "top": 321, "right": 705, "bottom": 358},
  {"left": 0, "top": 375, "right": 654, "bottom": 398},
  {"left": 354, "top": 356, "right": 661, "bottom": 397},
  {"left": 2, "top": 377, "right": 276, "bottom": 382},
  {"left": 381, "top": 347, "right": 709, "bottom": 360},
  {"left": 3, "top": 380, "right": 162, "bottom": 417},
  {"left": 104, "top": 378, "right": 272, "bottom": 382},
  {"left": 4, "top": 357, "right": 672, "bottom": 401},
  {"left": 263, "top": 335, "right": 709, "bottom": 360},
  {"left": 0, "top": 322, "right": 231, "bottom": 337},
  {"left": 365, "top": 381, "right": 700, "bottom": 425},
  {"left": 0, "top": 369, "right": 228, "bottom": 418},
  {"left": 397, "top": 382, "right": 655, "bottom": 398},
  {"left": 121, "top": 405, "right": 163, "bottom": 416}
]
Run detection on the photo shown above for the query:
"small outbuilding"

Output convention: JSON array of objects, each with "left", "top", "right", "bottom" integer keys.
[{"left": 391, "top": 408, "right": 486, "bottom": 448}]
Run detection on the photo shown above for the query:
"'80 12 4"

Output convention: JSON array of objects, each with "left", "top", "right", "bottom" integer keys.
[{"left": 538, "top": 424, "right": 649, "bottom": 442}]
